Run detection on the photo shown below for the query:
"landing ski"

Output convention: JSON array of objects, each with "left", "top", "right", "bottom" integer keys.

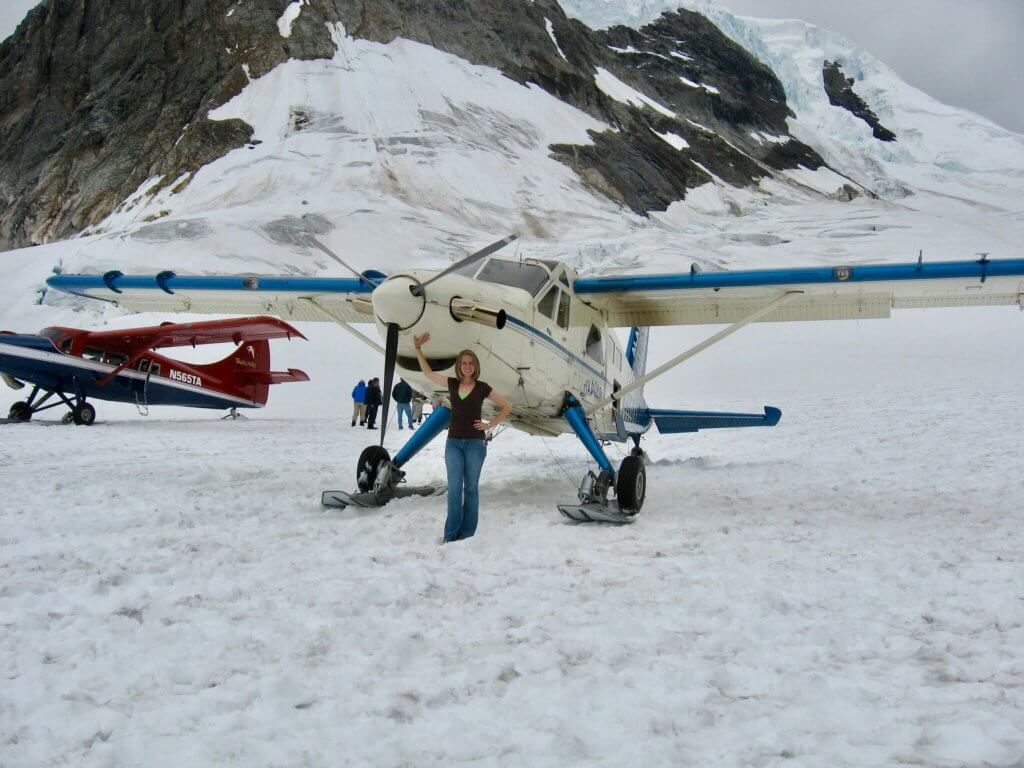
[
  {"left": 321, "top": 484, "right": 447, "bottom": 509},
  {"left": 557, "top": 500, "right": 638, "bottom": 524}
]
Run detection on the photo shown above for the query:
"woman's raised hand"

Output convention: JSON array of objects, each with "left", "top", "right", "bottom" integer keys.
[{"left": 413, "top": 332, "right": 430, "bottom": 349}]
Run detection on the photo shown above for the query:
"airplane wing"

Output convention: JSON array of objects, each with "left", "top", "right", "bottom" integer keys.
[
  {"left": 46, "top": 272, "right": 377, "bottom": 325},
  {"left": 82, "top": 316, "right": 308, "bottom": 351},
  {"left": 573, "top": 257, "right": 1024, "bottom": 327}
]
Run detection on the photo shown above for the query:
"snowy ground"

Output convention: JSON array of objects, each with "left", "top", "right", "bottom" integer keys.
[
  {"left": 3, "top": 308, "right": 1023, "bottom": 767},
  {"left": 3, "top": 6, "right": 1024, "bottom": 762}
]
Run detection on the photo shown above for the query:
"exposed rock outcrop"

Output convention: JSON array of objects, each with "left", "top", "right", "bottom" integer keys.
[
  {"left": 0, "top": 0, "right": 825, "bottom": 251},
  {"left": 822, "top": 60, "right": 896, "bottom": 142}
]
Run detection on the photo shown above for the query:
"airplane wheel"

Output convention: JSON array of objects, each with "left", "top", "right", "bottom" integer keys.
[
  {"left": 61, "top": 411, "right": 74, "bottom": 424},
  {"left": 616, "top": 454, "right": 646, "bottom": 513},
  {"left": 356, "top": 446, "right": 391, "bottom": 491},
  {"left": 8, "top": 401, "right": 31, "bottom": 422},
  {"left": 72, "top": 402, "right": 96, "bottom": 426}
]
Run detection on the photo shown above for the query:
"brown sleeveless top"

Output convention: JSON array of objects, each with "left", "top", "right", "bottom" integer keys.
[{"left": 447, "top": 377, "right": 492, "bottom": 440}]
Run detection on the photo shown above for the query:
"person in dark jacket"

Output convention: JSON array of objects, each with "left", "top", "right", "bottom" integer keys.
[
  {"left": 364, "top": 378, "right": 382, "bottom": 429},
  {"left": 392, "top": 379, "right": 414, "bottom": 429},
  {"left": 351, "top": 379, "right": 367, "bottom": 426}
]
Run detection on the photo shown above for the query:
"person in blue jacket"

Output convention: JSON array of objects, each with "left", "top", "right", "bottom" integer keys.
[{"left": 351, "top": 379, "right": 367, "bottom": 426}]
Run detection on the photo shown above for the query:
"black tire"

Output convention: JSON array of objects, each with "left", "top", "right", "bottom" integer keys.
[
  {"left": 72, "top": 402, "right": 96, "bottom": 426},
  {"left": 61, "top": 411, "right": 74, "bottom": 424},
  {"left": 616, "top": 454, "right": 646, "bottom": 513},
  {"left": 356, "top": 446, "right": 391, "bottom": 491},
  {"left": 8, "top": 401, "right": 31, "bottom": 422}
]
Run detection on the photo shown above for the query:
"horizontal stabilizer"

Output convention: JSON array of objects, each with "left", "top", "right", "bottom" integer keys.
[
  {"left": 236, "top": 368, "right": 310, "bottom": 385},
  {"left": 647, "top": 406, "right": 781, "bottom": 434}
]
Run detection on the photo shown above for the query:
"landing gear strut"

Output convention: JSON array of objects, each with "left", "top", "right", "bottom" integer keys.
[
  {"left": 7, "top": 385, "right": 96, "bottom": 425},
  {"left": 321, "top": 406, "right": 452, "bottom": 509},
  {"left": 557, "top": 393, "right": 645, "bottom": 523}
]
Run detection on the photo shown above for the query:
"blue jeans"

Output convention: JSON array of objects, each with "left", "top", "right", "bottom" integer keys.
[
  {"left": 397, "top": 402, "right": 413, "bottom": 428},
  {"left": 444, "top": 439, "right": 487, "bottom": 542}
]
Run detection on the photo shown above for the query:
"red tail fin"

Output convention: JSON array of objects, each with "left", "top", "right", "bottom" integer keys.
[{"left": 192, "top": 339, "right": 274, "bottom": 405}]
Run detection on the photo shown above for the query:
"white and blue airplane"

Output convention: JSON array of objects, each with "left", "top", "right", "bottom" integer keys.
[{"left": 47, "top": 239, "right": 1024, "bottom": 522}]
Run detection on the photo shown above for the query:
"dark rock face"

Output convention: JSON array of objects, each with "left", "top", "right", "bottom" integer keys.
[
  {"left": 822, "top": 60, "right": 896, "bottom": 142},
  {"left": 0, "top": 0, "right": 825, "bottom": 251}
]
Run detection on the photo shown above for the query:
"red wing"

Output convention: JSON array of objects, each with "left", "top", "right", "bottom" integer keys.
[
  {"left": 82, "top": 316, "right": 307, "bottom": 352},
  {"left": 236, "top": 368, "right": 311, "bottom": 385}
]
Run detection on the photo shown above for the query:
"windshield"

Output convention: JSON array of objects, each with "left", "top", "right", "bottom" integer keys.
[{"left": 475, "top": 260, "right": 550, "bottom": 296}]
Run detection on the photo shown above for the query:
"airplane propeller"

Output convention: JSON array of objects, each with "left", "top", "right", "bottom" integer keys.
[
  {"left": 379, "top": 321, "right": 399, "bottom": 446},
  {"left": 301, "top": 231, "right": 380, "bottom": 289},
  {"left": 409, "top": 234, "right": 518, "bottom": 297},
  {"left": 2, "top": 373, "right": 24, "bottom": 390}
]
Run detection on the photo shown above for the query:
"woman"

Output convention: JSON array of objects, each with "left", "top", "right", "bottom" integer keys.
[{"left": 413, "top": 333, "right": 512, "bottom": 542}]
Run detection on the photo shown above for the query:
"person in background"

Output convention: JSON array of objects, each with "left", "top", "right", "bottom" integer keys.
[
  {"left": 411, "top": 393, "right": 425, "bottom": 425},
  {"left": 364, "top": 378, "right": 382, "bottom": 430},
  {"left": 351, "top": 379, "right": 367, "bottom": 427},
  {"left": 412, "top": 333, "right": 512, "bottom": 543},
  {"left": 392, "top": 378, "right": 414, "bottom": 430}
]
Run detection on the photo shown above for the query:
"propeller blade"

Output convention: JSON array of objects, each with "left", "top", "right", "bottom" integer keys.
[
  {"left": 379, "top": 322, "right": 399, "bottom": 447},
  {"left": 411, "top": 234, "right": 518, "bottom": 296},
  {"left": 2, "top": 373, "right": 25, "bottom": 390},
  {"left": 303, "top": 233, "right": 380, "bottom": 289}
]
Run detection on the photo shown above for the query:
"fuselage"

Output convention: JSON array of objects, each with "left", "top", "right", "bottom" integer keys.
[
  {"left": 0, "top": 330, "right": 261, "bottom": 410},
  {"left": 369, "top": 257, "right": 646, "bottom": 439}
]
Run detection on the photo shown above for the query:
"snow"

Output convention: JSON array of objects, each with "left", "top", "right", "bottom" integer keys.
[
  {"left": 3, "top": 6, "right": 1024, "bottom": 765},
  {"left": 607, "top": 44, "right": 671, "bottom": 61},
  {"left": 560, "top": 0, "right": 1024, "bottom": 208},
  {"left": 678, "top": 75, "right": 719, "bottom": 95},
  {"left": 545, "top": 18, "right": 568, "bottom": 62},
  {"left": 653, "top": 129, "right": 688, "bottom": 150},
  {"left": 276, "top": 0, "right": 307, "bottom": 38},
  {"left": 3, "top": 307, "right": 1024, "bottom": 766},
  {"left": 594, "top": 66, "right": 676, "bottom": 118},
  {"left": 748, "top": 130, "right": 789, "bottom": 145}
]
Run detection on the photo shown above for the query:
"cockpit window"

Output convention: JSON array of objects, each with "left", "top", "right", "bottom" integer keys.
[
  {"left": 474, "top": 260, "right": 549, "bottom": 296},
  {"left": 537, "top": 285, "right": 558, "bottom": 320},
  {"left": 452, "top": 261, "right": 483, "bottom": 278},
  {"left": 557, "top": 290, "right": 570, "bottom": 328}
]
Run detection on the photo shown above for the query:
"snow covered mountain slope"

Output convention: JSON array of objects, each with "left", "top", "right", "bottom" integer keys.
[{"left": 560, "top": 0, "right": 1024, "bottom": 208}]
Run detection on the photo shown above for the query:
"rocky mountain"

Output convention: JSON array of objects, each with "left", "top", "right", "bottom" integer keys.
[{"left": 0, "top": 0, "right": 832, "bottom": 252}]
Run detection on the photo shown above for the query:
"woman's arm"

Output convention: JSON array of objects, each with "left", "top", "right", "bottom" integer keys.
[
  {"left": 476, "top": 388, "right": 513, "bottom": 432},
  {"left": 412, "top": 333, "right": 449, "bottom": 388}
]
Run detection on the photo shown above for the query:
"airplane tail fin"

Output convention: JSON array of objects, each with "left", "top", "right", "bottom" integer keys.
[
  {"left": 623, "top": 326, "right": 650, "bottom": 418},
  {"left": 193, "top": 340, "right": 308, "bottom": 406}
]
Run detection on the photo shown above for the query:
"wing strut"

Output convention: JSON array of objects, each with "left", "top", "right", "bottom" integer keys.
[
  {"left": 299, "top": 297, "right": 385, "bottom": 354},
  {"left": 586, "top": 291, "right": 803, "bottom": 415}
]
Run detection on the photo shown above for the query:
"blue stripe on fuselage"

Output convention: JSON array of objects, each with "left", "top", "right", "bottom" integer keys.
[{"left": 504, "top": 314, "right": 607, "bottom": 383}]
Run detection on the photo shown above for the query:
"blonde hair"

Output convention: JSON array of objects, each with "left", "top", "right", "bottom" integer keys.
[{"left": 455, "top": 349, "right": 481, "bottom": 382}]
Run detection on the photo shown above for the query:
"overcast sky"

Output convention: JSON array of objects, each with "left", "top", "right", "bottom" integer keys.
[{"left": 1, "top": 0, "right": 1021, "bottom": 133}]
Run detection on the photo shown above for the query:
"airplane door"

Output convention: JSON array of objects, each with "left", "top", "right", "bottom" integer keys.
[{"left": 132, "top": 359, "right": 159, "bottom": 413}]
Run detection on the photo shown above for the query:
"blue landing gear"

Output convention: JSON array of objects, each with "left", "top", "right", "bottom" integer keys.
[
  {"left": 557, "top": 393, "right": 646, "bottom": 523},
  {"left": 321, "top": 406, "right": 452, "bottom": 509}
]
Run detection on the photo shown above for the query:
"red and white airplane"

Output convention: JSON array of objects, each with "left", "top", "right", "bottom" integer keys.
[{"left": 0, "top": 316, "right": 309, "bottom": 424}]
